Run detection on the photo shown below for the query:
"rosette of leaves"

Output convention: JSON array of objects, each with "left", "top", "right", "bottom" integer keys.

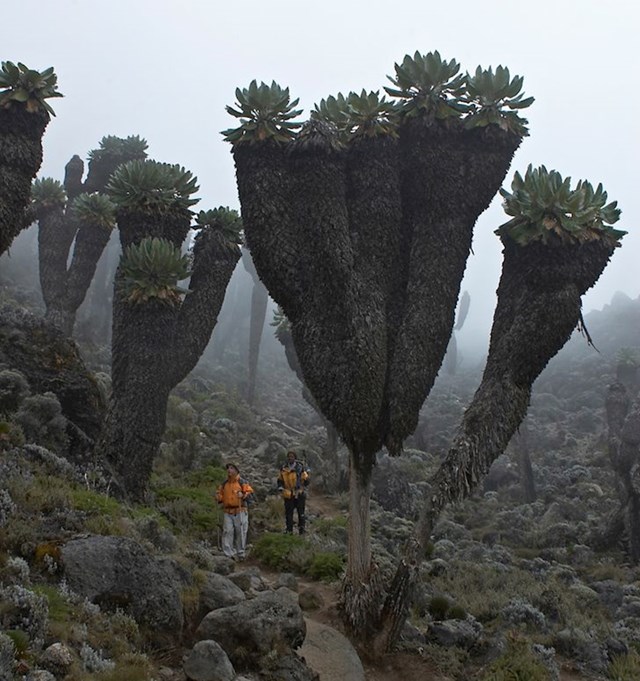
[
  {"left": 88, "top": 135, "right": 148, "bottom": 166},
  {"left": 313, "top": 93, "right": 350, "bottom": 134},
  {"left": 107, "top": 159, "right": 199, "bottom": 213},
  {"left": 223, "top": 80, "right": 303, "bottom": 144},
  {"left": 463, "top": 66, "right": 534, "bottom": 136},
  {"left": 497, "top": 165, "right": 625, "bottom": 245},
  {"left": 195, "top": 207, "right": 243, "bottom": 250},
  {"left": 31, "top": 177, "right": 66, "bottom": 215},
  {"left": 344, "top": 90, "right": 398, "bottom": 138},
  {"left": 0, "top": 61, "right": 63, "bottom": 115},
  {"left": 270, "top": 306, "right": 290, "bottom": 341},
  {"left": 119, "top": 236, "right": 191, "bottom": 305},
  {"left": 384, "top": 50, "right": 469, "bottom": 120},
  {"left": 69, "top": 193, "right": 116, "bottom": 231}
]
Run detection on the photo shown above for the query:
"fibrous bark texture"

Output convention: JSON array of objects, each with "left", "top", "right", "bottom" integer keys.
[
  {"left": 101, "top": 210, "right": 239, "bottom": 500},
  {"left": 235, "top": 122, "right": 520, "bottom": 462},
  {"left": 375, "top": 237, "right": 616, "bottom": 651},
  {"left": 36, "top": 154, "right": 127, "bottom": 336},
  {"left": 0, "top": 107, "right": 49, "bottom": 255},
  {"left": 234, "top": 119, "right": 520, "bottom": 634}
]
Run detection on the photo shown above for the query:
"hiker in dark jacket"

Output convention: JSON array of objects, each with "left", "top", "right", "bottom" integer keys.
[{"left": 277, "top": 450, "right": 310, "bottom": 534}]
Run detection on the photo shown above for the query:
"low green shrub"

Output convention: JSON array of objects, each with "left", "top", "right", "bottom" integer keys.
[
  {"left": 253, "top": 532, "right": 307, "bottom": 570},
  {"left": 306, "top": 552, "right": 343, "bottom": 582},
  {"left": 4, "top": 629, "right": 28, "bottom": 658},
  {"left": 70, "top": 489, "right": 123, "bottom": 516},
  {"left": 428, "top": 595, "right": 451, "bottom": 621}
]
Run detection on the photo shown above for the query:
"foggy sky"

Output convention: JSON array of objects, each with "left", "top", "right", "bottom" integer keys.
[{"left": 4, "top": 0, "right": 638, "bottom": 342}]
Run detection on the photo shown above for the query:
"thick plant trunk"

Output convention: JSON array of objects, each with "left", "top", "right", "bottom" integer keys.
[
  {"left": 37, "top": 208, "right": 75, "bottom": 308},
  {"left": 101, "top": 222, "right": 239, "bottom": 500},
  {"left": 44, "top": 307, "right": 75, "bottom": 337},
  {"left": 374, "top": 237, "right": 616, "bottom": 652},
  {"left": 606, "top": 384, "right": 640, "bottom": 563},
  {"left": 0, "top": 107, "right": 49, "bottom": 256},
  {"left": 103, "top": 380, "right": 170, "bottom": 500},
  {"left": 516, "top": 429, "right": 537, "bottom": 503},
  {"left": 340, "top": 450, "right": 383, "bottom": 638},
  {"left": 385, "top": 124, "right": 521, "bottom": 454},
  {"left": 247, "top": 277, "right": 268, "bottom": 405}
]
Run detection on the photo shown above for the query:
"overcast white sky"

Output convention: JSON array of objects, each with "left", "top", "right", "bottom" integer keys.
[{"left": 4, "top": 0, "right": 638, "bottom": 338}]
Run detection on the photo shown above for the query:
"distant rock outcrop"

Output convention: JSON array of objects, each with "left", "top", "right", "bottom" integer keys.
[{"left": 0, "top": 304, "right": 105, "bottom": 460}]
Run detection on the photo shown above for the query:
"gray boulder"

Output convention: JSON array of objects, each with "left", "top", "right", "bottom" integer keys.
[
  {"left": 195, "top": 588, "right": 305, "bottom": 669},
  {"left": 183, "top": 640, "right": 235, "bottom": 681},
  {"left": 61, "top": 535, "right": 184, "bottom": 635},
  {"left": 199, "top": 573, "right": 246, "bottom": 619},
  {"left": 427, "top": 617, "right": 483, "bottom": 650}
]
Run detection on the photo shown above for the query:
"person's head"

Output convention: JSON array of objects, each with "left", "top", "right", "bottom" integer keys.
[
  {"left": 286, "top": 451, "right": 296, "bottom": 464},
  {"left": 225, "top": 463, "right": 239, "bottom": 477}
]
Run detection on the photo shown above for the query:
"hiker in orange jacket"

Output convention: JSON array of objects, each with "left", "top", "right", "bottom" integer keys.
[
  {"left": 277, "top": 450, "right": 310, "bottom": 535},
  {"left": 216, "top": 462, "right": 254, "bottom": 560}
]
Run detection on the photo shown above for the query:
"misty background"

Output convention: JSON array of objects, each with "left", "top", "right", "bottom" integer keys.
[{"left": 2, "top": 0, "right": 638, "bottom": 366}]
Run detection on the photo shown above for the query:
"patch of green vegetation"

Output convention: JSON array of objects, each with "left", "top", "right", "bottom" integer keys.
[
  {"left": 154, "top": 483, "right": 221, "bottom": 537},
  {"left": 185, "top": 465, "right": 226, "bottom": 487},
  {"left": 253, "top": 532, "right": 308, "bottom": 570},
  {"left": 608, "top": 651, "right": 640, "bottom": 680},
  {"left": 428, "top": 595, "right": 451, "bottom": 621},
  {"left": 4, "top": 629, "right": 29, "bottom": 658},
  {"left": 306, "top": 552, "right": 343, "bottom": 582},
  {"left": 481, "top": 636, "right": 548, "bottom": 680},
  {"left": 70, "top": 489, "right": 123, "bottom": 516},
  {"left": 33, "top": 584, "right": 72, "bottom": 622},
  {"left": 7, "top": 473, "right": 73, "bottom": 514}
]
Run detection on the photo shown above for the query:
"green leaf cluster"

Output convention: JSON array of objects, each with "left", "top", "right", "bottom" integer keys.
[
  {"left": 0, "top": 61, "right": 63, "bottom": 116},
  {"left": 384, "top": 50, "right": 469, "bottom": 120},
  {"left": 497, "top": 165, "right": 625, "bottom": 245},
  {"left": 271, "top": 306, "right": 290, "bottom": 339},
  {"left": 119, "top": 236, "right": 191, "bottom": 305},
  {"left": 195, "top": 207, "right": 243, "bottom": 246},
  {"left": 70, "top": 192, "right": 116, "bottom": 231},
  {"left": 463, "top": 66, "right": 534, "bottom": 136},
  {"left": 88, "top": 134, "right": 148, "bottom": 165},
  {"left": 31, "top": 177, "right": 66, "bottom": 213},
  {"left": 222, "top": 80, "right": 303, "bottom": 145},
  {"left": 108, "top": 159, "right": 199, "bottom": 213},
  {"left": 313, "top": 90, "right": 398, "bottom": 140}
]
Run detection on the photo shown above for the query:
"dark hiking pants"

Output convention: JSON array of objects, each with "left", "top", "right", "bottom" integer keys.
[{"left": 284, "top": 494, "right": 306, "bottom": 534}]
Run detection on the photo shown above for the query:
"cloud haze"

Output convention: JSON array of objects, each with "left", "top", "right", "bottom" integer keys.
[{"left": 4, "top": 0, "right": 638, "bottom": 342}]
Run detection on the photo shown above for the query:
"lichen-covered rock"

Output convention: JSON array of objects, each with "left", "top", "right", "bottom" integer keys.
[
  {"left": 195, "top": 588, "right": 305, "bottom": 669},
  {"left": 426, "top": 616, "right": 483, "bottom": 649},
  {"left": 198, "top": 572, "right": 245, "bottom": 619},
  {"left": 183, "top": 640, "right": 235, "bottom": 681},
  {"left": 61, "top": 535, "right": 183, "bottom": 635},
  {"left": 40, "top": 642, "right": 74, "bottom": 676}
]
